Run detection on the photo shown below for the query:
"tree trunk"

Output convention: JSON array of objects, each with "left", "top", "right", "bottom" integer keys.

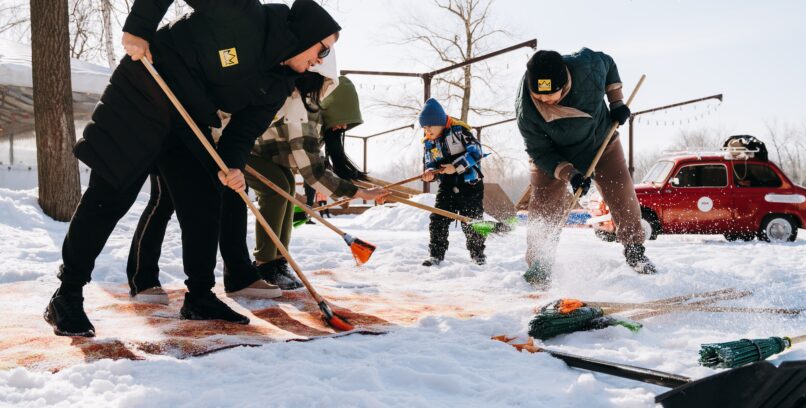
[
  {"left": 30, "top": 0, "right": 81, "bottom": 221},
  {"left": 101, "top": 0, "right": 117, "bottom": 68}
]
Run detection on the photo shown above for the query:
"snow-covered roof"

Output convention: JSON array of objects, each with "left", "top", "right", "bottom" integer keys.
[{"left": 0, "top": 38, "right": 111, "bottom": 94}]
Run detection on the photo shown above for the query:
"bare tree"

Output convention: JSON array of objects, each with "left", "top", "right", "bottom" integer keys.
[
  {"left": 765, "top": 121, "right": 806, "bottom": 186},
  {"left": 30, "top": 0, "right": 81, "bottom": 221},
  {"left": 100, "top": 0, "right": 117, "bottom": 67},
  {"left": 385, "top": 0, "right": 511, "bottom": 122}
]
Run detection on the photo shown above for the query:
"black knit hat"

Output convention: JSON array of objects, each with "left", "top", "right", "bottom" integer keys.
[
  {"left": 526, "top": 50, "right": 567, "bottom": 94},
  {"left": 288, "top": 0, "right": 341, "bottom": 56}
]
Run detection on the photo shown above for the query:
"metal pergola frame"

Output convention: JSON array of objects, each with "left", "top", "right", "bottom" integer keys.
[{"left": 341, "top": 39, "right": 537, "bottom": 191}]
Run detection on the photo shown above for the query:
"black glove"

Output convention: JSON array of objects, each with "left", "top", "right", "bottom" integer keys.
[
  {"left": 610, "top": 103, "right": 631, "bottom": 126},
  {"left": 569, "top": 169, "right": 591, "bottom": 196}
]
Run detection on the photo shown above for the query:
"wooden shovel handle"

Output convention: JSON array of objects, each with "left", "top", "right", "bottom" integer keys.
[
  {"left": 244, "top": 165, "right": 346, "bottom": 236},
  {"left": 140, "top": 59, "right": 325, "bottom": 303},
  {"left": 385, "top": 196, "right": 474, "bottom": 223}
]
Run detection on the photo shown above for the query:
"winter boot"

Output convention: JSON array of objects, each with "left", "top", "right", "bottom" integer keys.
[
  {"left": 256, "top": 260, "right": 303, "bottom": 290},
  {"left": 131, "top": 286, "right": 170, "bottom": 305},
  {"left": 180, "top": 291, "right": 249, "bottom": 324},
  {"left": 624, "top": 244, "right": 657, "bottom": 274},
  {"left": 44, "top": 289, "right": 96, "bottom": 337},
  {"left": 524, "top": 260, "right": 551, "bottom": 289},
  {"left": 226, "top": 279, "right": 282, "bottom": 299},
  {"left": 471, "top": 254, "right": 487, "bottom": 266},
  {"left": 422, "top": 257, "right": 442, "bottom": 267}
]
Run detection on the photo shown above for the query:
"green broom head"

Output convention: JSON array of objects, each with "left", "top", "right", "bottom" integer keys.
[
  {"left": 470, "top": 219, "right": 513, "bottom": 237},
  {"left": 528, "top": 299, "right": 642, "bottom": 340},
  {"left": 292, "top": 206, "right": 309, "bottom": 228},
  {"left": 699, "top": 336, "right": 791, "bottom": 369},
  {"left": 470, "top": 221, "right": 496, "bottom": 237}
]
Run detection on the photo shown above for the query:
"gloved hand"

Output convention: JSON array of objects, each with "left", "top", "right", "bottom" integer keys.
[
  {"left": 610, "top": 102, "right": 631, "bottom": 126},
  {"left": 569, "top": 169, "right": 591, "bottom": 196}
]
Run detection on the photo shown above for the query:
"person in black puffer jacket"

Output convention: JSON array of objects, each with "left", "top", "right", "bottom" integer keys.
[{"left": 45, "top": 0, "right": 342, "bottom": 338}]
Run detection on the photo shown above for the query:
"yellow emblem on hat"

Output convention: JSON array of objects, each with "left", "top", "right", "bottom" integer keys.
[
  {"left": 218, "top": 48, "right": 239, "bottom": 68},
  {"left": 537, "top": 79, "right": 552, "bottom": 92}
]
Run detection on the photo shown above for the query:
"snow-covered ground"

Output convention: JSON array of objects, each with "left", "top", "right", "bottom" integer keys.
[{"left": 1, "top": 184, "right": 805, "bottom": 407}]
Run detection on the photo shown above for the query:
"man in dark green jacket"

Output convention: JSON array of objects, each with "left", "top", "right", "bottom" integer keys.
[
  {"left": 45, "top": 0, "right": 342, "bottom": 337},
  {"left": 516, "top": 48, "right": 656, "bottom": 287}
]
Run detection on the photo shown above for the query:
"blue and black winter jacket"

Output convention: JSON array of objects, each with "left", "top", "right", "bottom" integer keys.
[{"left": 423, "top": 118, "right": 483, "bottom": 186}]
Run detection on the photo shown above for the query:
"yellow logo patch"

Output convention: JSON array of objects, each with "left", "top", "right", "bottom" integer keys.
[
  {"left": 218, "top": 48, "right": 239, "bottom": 67},
  {"left": 537, "top": 79, "right": 552, "bottom": 92}
]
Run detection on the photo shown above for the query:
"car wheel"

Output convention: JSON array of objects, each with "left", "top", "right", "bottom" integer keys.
[
  {"left": 594, "top": 229, "right": 616, "bottom": 242},
  {"left": 758, "top": 216, "right": 798, "bottom": 243},
  {"left": 641, "top": 209, "right": 660, "bottom": 240}
]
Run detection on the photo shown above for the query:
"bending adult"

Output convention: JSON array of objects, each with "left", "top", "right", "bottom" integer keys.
[
  {"left": 516, "top": 48, "right": 656, "bottom": 288},
  {"left": 45, "top": 0, "right": 342, "bottom": 337}
]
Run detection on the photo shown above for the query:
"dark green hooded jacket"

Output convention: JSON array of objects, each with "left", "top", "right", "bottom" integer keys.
[{"left": 516, "top": 48, "right": 622, "bottom": 177}]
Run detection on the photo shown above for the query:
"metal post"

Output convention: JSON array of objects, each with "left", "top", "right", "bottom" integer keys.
[
  {"left": 362, "top": 137, "right": 368, "bottom": 204},
  {"left": 9, "top": 131, "right": 13, "bottom": 166},
  {"left": 422, "top": 73, "right": 432, "bottom": 193},
  {"left": 628, "top": 115, "right": 635, "bottom": 178}
]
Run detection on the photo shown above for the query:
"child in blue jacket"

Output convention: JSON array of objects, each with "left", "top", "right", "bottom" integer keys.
[{"left": 419, "top": 98, "right": 486, "bottom": 266}]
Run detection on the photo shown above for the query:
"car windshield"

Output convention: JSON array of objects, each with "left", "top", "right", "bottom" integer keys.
[{"left": 641, "top": 161, "right": 674, "bottom": 184}]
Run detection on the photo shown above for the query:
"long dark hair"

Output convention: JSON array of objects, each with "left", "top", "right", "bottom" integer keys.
[
  {"left": 295, "top": 71, "right": 326, "bottom": 113},
  {"left": 323, "top": 127, "right": 368, "bottom": 181}
]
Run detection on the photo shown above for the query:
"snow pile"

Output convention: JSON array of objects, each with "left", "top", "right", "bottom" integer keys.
[
  {"left": 347, "top": 193, "right": 436, "bottom": 231},
  {"left": 0, "top": 39, "right": 111, "bottom": 94}
]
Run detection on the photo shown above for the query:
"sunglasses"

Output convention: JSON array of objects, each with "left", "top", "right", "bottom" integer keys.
[{"left": 317, "top": 41, "right": 331, "bottom": 59}]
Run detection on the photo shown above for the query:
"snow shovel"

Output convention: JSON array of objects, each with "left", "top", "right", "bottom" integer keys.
[
  {"left": 699, "top": 333, "right": 806, "bottom": 368},
  {"left": 492, "top": 335, "right": 691, "bottom": 388},
  {"left": 556, "top": 75, "right": 646, "bottom": 233},
  {"left": 141, "top": 59, "right": 354, "bottom": 331},
  {"left": 244, "top": 165, "right": 377, "bottom": 266}
]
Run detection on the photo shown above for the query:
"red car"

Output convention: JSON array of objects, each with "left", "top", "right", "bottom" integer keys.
[{"left": 588, "top": 141, "right": 806, "bottom": 243}]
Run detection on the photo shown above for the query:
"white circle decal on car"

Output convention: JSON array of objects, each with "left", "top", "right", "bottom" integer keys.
[{"left": 697, "top": 196, "right": 713, "bottom": 212}]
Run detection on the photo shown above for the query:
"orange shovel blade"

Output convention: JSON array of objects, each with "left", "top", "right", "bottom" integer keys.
[{"left": 350, "top": 238, "right": 376, "bottom": 266}]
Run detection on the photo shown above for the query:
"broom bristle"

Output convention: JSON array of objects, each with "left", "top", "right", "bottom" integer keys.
[
  {"left": 698, "top": 336, "right": 790, "bottom": 368},
  {"left": 529, "top": 305, "right": 605, "bottom": 340}
]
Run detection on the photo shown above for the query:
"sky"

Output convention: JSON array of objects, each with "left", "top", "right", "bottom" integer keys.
[
  {"left": 321, "top": 0, "right": 806, "bottom": 171},
  {"left": 2, "top": 0, "right": 805, "bottom": 174}
]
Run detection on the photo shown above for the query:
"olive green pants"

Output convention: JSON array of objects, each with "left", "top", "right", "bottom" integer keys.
[{"left": 244, "top": 154, "right": 296, "bottom": 263}]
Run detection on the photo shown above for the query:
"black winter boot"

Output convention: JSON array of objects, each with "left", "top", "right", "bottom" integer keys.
[
  {"left": 471, "top": 254, "right": 487, "bottom": 265},
  {"left": 624, "top": 244, "right": 657, "bottom": 274},
  {"left": 422, "top": 257, "right": 442, "bottom": 267},
  {"left": 44, "top": 289, "right": 95, "bottom": 337},
  {"left": 256, "top": 260, "right": 303, "bottom": 290},
  {"left": 180, "top": 291, "right": 249, "bottom": 324}
]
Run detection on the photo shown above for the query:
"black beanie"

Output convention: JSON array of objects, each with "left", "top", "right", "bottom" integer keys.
[
  {"left": 288, "top": 0, "right": 341, "bottom": 56},
  {"left": 526, "top": 50, "right": 567, "bottom": 94}
]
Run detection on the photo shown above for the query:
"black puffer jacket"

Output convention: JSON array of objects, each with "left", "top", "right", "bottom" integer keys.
[{"left": 75, "top": 0, "right": 337, "bottom": 189}]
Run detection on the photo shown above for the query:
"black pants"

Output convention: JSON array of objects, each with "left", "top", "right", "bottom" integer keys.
[
  {"left": 317, "top": 200, "right": 330, "bottom": 218},
  {"left": 125, "top": 173, "right": 259, "bottom": 295},
  {"left": 428, "top": 182, "right": 486, "bottom": 260},
  {"left": 60, "top": 126, "right": 224, "bottom": 294},
  {"left": 303, "top": 183, "right": 316, "bottom": 207}
]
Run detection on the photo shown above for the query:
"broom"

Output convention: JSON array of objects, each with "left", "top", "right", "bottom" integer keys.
[
  {"left": 699, "top": 334, "right": 806, "bottom": 368},
  {"left": 529, "top": 298, "right": 642, "bottom": 340},
  {"left": 529, "top": 289, "right": 755, "bottom": 340},
  {"left": 245, "top": 165, "right": 377, "bottom": 265},
  {"left": 141, "top": 59, "right": 354, "bottom": 331},
  {"left": 353, "top": 178, "right": 514, "bottom": 238}
]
